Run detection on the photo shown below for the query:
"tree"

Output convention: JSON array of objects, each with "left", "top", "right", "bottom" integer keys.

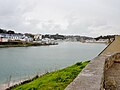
[
  {"left": 7, "top": 30, "right": 15, "bottom": 34},
  {"left": 0, "top": 28, "right": 7, "bottom": 33}
]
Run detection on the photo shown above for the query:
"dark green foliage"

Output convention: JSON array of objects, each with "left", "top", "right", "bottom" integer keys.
[
  {"left": 94, "top": 35, "right": 115, "bottom": 41},
  {"left": 75, "top": 62, "right": 82, "bottom": 66}
]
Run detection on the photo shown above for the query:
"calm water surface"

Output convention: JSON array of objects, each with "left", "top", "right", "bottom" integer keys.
[{"left": 0, "top": 42, "right": 106, "bottom": 83}]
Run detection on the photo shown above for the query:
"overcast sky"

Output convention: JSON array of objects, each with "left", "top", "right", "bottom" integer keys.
[{"left": 0, "top": 0, "right": 120, "bottom": 37}]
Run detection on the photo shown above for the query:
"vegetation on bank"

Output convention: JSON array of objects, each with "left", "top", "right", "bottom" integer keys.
[
  {"left": 0, "top": 41, "right": 57, "bottom": 48},
  {"left": 10, "top": 61, "right": 90, "bottom": 90}
]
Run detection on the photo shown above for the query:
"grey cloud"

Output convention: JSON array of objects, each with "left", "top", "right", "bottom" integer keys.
[{"left": 0, "top": 0, "right": 120, "bottom": 36}]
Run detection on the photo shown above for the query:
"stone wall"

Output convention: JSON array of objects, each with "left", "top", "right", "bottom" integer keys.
[
  {"left": 65, "top": 35, "right": 120, "bottom": 90},
  {"left": 104, "top": 53, "right": 120, "bottom": 71},
  {"left": 65, "top": 53, "right": 120, "bottom": 90}
]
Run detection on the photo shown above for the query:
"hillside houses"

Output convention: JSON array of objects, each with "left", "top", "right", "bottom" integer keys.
[{"left": 0, "top": 33, "right": 56, "bottom": 44}]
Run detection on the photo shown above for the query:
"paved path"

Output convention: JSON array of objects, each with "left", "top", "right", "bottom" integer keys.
[
  {"left": 105, "top": 60, "right": 120, "bottom": 90},
  {"left": 101, "top": 36, "right": 120, "bottom": 55}
]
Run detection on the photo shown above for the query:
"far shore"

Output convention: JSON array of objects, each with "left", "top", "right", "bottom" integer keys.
[
  {"left": 0, "top": 42, "right": 58, "bottom": 48},
  {"left": 85, "top": 42, "right": 108, "bottom": 44}
]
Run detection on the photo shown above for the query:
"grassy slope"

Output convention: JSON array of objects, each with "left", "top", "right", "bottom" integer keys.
[{"left": 11, "top": 61, "right": 89, "bottom": 90}]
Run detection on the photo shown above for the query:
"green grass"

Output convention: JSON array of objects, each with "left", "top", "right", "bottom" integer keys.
[{"left": 11, "top": 61, "right": 90, "bottom": 90}]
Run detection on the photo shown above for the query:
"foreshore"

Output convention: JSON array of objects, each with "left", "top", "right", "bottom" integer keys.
[
  {"left": 0, "top": 74, "right": 44, "bottom": 90},
  {"left": 0, "top": 80, "right": 22, "bottom": 90},
  {"left": 0, "top": 42, "right": 58, "bottom": 48},
  {"left": 0, "top": 78, "right": 33, "bottom": 90}
]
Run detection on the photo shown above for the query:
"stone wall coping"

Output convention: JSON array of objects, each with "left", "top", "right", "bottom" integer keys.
[{"left": 65, "top": 52, "right": 120, "bottom": 90}]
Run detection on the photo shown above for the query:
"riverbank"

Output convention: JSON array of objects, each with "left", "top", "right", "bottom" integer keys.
[
  {"left": 6, "top": 61, "right": 89, "bottom": 90},
  {"left": 85, "top": 42, "right": 108, "bottom": 44},
  {"left": 0, "top": 41, "right": 58, "bottom": 48}
]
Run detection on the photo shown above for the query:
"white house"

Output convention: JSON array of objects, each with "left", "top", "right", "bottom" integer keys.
[
  {"left": 0, "top": 34, "right": 9, "bottom": 42},
  {"left": 0, "top": 34, "right": 33, "bottom": 42},
  {"left": 42, "top": 38, "right": 56, "bottom": 44},
  {"left": 34, "top": 34, "right": 42, "bottom": 41},
  {"left": 0, "top": 37, "right": 8, "bottom": 42}
]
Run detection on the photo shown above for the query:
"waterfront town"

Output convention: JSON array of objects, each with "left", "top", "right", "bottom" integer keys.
[{"left": 0, "top": 28, "right": 115, "bottom": 46}]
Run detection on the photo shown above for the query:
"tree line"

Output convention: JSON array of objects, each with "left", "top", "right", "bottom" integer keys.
[
  {"left": 94, "top": 35, "right": 115, "bottom": 41},
  {"left": 0, "top": 28, "right": 15, "bottom": 34}
]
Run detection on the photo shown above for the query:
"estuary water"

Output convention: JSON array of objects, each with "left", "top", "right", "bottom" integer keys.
[{"left": 0, "top": 42, "right": 106, "bottom": 84}]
